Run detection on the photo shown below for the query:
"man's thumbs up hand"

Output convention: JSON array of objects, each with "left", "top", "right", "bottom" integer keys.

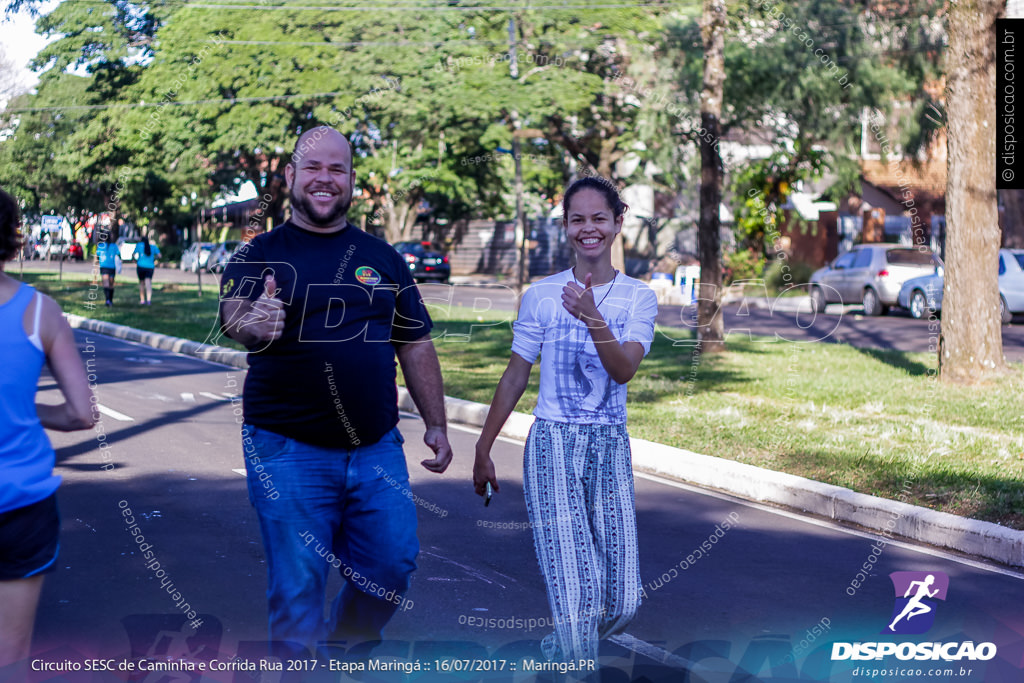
[
  {"left": 244, "top": 274, "right": 285, "bottom": 342},
  {"left": 264, "top": 275, "right": 279, "bottom": 299}
]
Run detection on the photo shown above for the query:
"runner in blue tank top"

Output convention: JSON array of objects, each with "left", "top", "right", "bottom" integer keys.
[
  {"left": 132, "top": 236, "right": 160, "bottom": 305},
  {"left": 95, "top": 229, "right": 118, "bottom": 306},
  {"left": 0, "top": 188, "right": 95, "bottom": 672}
]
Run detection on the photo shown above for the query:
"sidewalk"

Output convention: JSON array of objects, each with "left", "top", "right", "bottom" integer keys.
[
  {"left": 64, "top": 314, "right": 1024, "bottom": 569},
  {"left": 742, "top": 294, "right": 813, "bottom": 313}
]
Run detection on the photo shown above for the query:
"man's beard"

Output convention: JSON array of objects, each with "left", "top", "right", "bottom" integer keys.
[{"left": 291, "top": 188, "right": 351, "bottom": 227}]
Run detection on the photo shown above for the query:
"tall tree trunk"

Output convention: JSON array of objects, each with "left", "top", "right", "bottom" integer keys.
[
  {"left": 999, "top": 189, "right": 1024, "bottom": 247},
  {"left": 939, "top": 0, "right": 1006, "bottom": 383},
  {"left": 696, "top": 0, "right": 726, "bottom": 353},
  {"left": 385, "top": 204, "right": 402, "bottom": 244},
  {"left": 257, "top": 182, "right": 287, "bottom": 232},
  {"left": 401, "top": 200, "right": 419, "bottom": 241}
]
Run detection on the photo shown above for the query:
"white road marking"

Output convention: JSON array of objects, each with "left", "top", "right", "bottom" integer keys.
[
  {"left": 96, "top": 404, "right": 134, "bottom": 421},
  {"left": 181, "top": 392, "right": 195, "bottom": 402},
  {"left": 420, "top": 550, "right": 508, "bottom": 589},
  {"left": 446, "top": 421, "right": 523, "bottom": 446},
  {"left": 199, "top": 391, "right": 231, "bottom": 402},
  {"left": 124, "top": 355, "right": 163, "bottom": 364},
  {"left": 633, "top": 471, "right": 1024, "bottom": 581}
]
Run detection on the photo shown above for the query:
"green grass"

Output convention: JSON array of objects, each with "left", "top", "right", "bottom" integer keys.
[{"left": 22, "top": 269, "right": 1024, "bottom": 528}]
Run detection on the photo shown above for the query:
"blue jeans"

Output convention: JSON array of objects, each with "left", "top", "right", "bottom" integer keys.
[{"left": 242, "top": 424, "right": 419, "bottom": 654}]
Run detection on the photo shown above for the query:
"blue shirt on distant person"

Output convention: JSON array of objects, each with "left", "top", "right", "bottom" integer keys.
[
  {"left": 133, "top": 243, "right": 160, "bottom": 269},
  {"left": 96, "top": 243, "right": 118, "bottom": 269}
]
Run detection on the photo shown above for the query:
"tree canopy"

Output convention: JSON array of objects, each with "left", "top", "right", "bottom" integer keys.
[{"left": 0, "top": 1, "right": 947, "bottom": 257}]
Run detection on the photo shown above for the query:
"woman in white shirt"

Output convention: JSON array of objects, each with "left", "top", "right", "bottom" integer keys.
[{"left": 473, "top": 176, "right": 658, "bottom": 664}]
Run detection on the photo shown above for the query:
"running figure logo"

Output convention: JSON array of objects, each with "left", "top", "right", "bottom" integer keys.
[{"left": 883, "top": 571, "right": 949, "bottom": 635}]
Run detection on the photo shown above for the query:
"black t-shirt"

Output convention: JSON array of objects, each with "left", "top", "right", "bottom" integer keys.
[{"left": 220, "top": 222, "right": 432, "bottom": 449}]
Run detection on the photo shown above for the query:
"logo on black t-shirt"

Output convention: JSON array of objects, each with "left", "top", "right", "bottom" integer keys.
[{"left": 355, "top": 266, "right": 381, "bottom": 285}]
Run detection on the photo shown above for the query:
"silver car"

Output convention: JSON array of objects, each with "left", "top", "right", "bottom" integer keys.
[
  {"left": 207, "top": 240, "right": 244, "bottom": 274},
  {"left": 897, "top": 248, "right": 1024, "bottom": 324},
  {"left": 809, "top": 244, "right": 941, "bottom": 316},
  {"left": 179, "top": 242, "right": 215, "bottom": 272}
]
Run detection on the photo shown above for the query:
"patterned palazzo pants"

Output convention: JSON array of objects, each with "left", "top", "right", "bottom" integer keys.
[{"left": 523, "top": 419, "right": 642, "bottom": 662}]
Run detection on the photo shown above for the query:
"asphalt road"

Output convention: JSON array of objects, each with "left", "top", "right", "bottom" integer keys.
[
  {"left": 21, "top": 260, "right": 1024, "bottom": 360},
  {"left": 24, "top": 330, "right": 1024, "bottom": 683}
]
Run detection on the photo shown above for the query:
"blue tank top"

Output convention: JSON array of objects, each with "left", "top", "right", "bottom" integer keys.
[
  {"left": 134, "top": 243, "right": 159, "bottom": 269},
  {"left": 0, "top": 283, "right": 60, "bottom": 514}
]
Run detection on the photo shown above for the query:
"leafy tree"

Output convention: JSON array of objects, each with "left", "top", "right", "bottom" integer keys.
[
  {"left": 1, "top": 0, "right": 167, "bottom": 235},
  {"left": 0, "top": 73, "right": 111, "bottom": 224}
]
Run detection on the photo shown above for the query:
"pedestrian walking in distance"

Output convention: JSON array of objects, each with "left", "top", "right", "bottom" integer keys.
[
  {"left": 95, "top": 229, "right": 118, "bottom": 306},
  {"left": 133, "top": 235, "right": 160, "bottom": 305}
]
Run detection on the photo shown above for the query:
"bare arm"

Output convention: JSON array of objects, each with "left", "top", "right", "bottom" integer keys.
[
  {"left": 562, "top": 277, "right": 646, "bottom": 384},
  {"left": 396, "top": 335, "right": 452, "bottom": 473},
  {"left": 35, "top": 296, "right": 95, "bottom": 431},
  {"left": 473, "top": 353, "right": 533, "bottom": 496},
  {"left": 583, "top": 318, "right": 646, "bottom": 384}
]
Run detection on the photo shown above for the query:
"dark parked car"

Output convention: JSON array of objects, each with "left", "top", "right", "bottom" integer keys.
[
  {"left": 393, "top": 241, "right": 450, "bottom": 283},
  {"left": 809, "top": 244, "right": 941, "bottom": 316}
]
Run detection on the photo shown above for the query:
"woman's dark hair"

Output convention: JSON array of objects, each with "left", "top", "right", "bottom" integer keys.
[
  {"left": 142, "top": 234, "right": 151, "bottom": 256},
  {"left": 562, "top": 176, "right": 629, "bottom": 221},
  {"left": 0, "top": 188, "right": 24, "bottom": 262}
]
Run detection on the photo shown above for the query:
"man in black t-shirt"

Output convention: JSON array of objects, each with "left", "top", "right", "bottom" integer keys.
[{"left": 219, "top": 126, "right": 452, "bottom": 655}]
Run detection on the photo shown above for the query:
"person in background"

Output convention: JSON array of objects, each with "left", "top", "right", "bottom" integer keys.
[
  {"left": 133, "top": 236, "right": 160, "bottom": 305},
  {"left": 473, "top": 176, "right": 658, "bottom": 665},
  {"left": 0, "top": 187, "right": 95, "bottom": 674},
  {"left": 95, "top": 229, "right": 119, "bottom": 307}
]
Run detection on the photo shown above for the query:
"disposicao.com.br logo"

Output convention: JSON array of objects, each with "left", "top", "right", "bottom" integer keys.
[{"left": 832, "top": 570, "right": 998, "bottom": 663}]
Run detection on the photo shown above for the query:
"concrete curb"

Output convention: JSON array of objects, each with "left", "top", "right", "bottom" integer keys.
[{"left": 67, "top": 315, "right": 1024, "bottom": 568}]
